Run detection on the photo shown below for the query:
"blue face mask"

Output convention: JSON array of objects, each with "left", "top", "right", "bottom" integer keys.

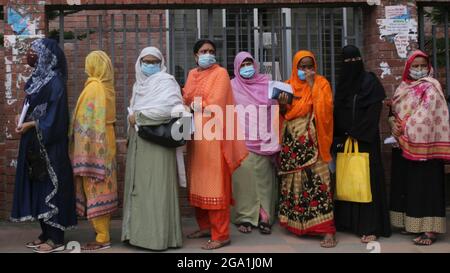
[
  {"left": 297, "top": 69, "right": 306, "bottom": 81},
  {"left": 198, "top": 54, "right": 216, "bottom": 68},
  {"left": 141, "top": 63, "right": 161, "bottom": 76},
  {"left": 239, "top": 65, "right": 256, "bottom": 79}
]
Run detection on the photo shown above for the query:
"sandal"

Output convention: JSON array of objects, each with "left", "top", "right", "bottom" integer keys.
[
  {"left": 361, "top": 235, "right": 377, "bottom": 243},
  {"left": 413, "top": 233, "right": 437, "bottom": 246},
  {"left": 26, "top": 239, "right": 45, "bottom": 249},
  {"left": 258, "top": 222, "right": 272, "bottom": 235},
  {"left": 33, "top": 240, "right": 65, "bottom": 253},
  {"left": 201, "top": 239, "right": 231, "bottom": 250},
  {"left": 187, "top": 229, "right": 211, "bottom": 239},
  {"left": 237, "top": 222, "right": 253, "bottom": 234},
  {"left": 320, "top": 234, "right": 338, "bottom": 248},
  {"left": 81, "top": 241, "right": 111, "bottom": 252}
]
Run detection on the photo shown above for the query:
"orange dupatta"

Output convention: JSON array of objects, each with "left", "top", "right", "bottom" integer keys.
[
  {"left": 183, "top": 64, "right": 248, "bottom": 209},
  {"left": 284, "top": 50, "right": 333, "bottom": 163}
]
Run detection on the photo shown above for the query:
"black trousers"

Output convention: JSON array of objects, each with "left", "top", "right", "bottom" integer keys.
[{"left": 39, "top": 220, "right": 64, "bottom": 245}]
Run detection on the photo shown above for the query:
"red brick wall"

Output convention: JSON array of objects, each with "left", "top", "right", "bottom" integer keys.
[
  {"left": 1, "top": 0, "right": 448, "bottom": 220},
  {"left": 0, "top": 6, "right": 5, "bottom": 220}
]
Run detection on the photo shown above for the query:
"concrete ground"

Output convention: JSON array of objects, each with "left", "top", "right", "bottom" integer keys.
[{"left": 1, "top": 213, "right": 450, "bottom": 253}]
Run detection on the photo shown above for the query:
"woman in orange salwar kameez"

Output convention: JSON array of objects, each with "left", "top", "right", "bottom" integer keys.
[
  {"left": 183, "top": 40, "right": 248, "bottom": 250},
  {"left": 278, "top": 50, "right": 337, "bottom": 248}
]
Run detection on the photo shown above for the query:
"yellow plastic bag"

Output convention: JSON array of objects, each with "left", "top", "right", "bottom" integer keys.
[{"left": 336, "top": 137, "right": 372, "bottom": 203}]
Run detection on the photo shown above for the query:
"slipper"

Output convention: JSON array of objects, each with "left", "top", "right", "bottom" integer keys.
[
  {"left": 361, "top": 235, "right": 377, "bottom": 243},
  {"left": 187, "top": 230, "right": 211, "bottom": 239},
  {"left": 413, "top": 233, "right": 437, "bottom": 246},
  {"left": 81, "top": 242, "right": 111, "bottom": 252},
  {"left": 258, "top": 222, "right": 272, "bottom": 235},
  {"left": 201, "top": 239, "right": 231, "bottom": 250},
  {"left": 33, "top": 240, "right": 65, "bottom": 253},
  {"left": 26, "top": 239, "right": 45, "bottom": 249}
]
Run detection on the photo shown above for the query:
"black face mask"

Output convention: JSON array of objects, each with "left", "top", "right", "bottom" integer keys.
[{"left": 27, "top": 53, "right": 38, "bottom": 68}]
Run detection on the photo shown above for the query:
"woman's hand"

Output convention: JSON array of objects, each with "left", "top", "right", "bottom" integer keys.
[
  {"left": 278, "top": 92, "right": 289, "bottom": 105},
  {"left": 391, "top": 119, "right": 403, "bottom": 138},
  {"left": 128, "top": 114, "right": 136, "bottom": 127},
  {"left": 305, "top": 70, "right": 315, "bottom": 88},
  {"left": 15, "top": 121, "right": 35, "bottom": 135}
]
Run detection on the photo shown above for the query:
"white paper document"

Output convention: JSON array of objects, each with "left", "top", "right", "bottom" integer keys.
[
  {"left": 384, "top": 136, "right": 398, "bottom": 145},
  {"left": 18, "top": 102, "right": 29, "bottom": 127},
  {"left": 268, "top": 81, "right": 293, "bottom": 100}
]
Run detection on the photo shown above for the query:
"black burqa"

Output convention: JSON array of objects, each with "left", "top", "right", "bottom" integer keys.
[{"left": 333, "top": 45, "right": 391, "bottom": 238}]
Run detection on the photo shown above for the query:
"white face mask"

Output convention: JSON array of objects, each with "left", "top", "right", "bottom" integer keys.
[{"left": 409, "top": 68, "right": 429, "bottom": 80}]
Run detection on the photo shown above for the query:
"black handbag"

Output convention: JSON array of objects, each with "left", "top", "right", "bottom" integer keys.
[{"left": 137, "top": 118, "right": 187, "bottom": 148}]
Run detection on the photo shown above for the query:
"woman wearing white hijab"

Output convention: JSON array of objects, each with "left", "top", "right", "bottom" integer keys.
[{"left": 121, "top": 47, "right": 183, "bottom": 250}]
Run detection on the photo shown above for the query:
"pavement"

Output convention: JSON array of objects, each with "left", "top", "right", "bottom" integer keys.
[{"left": 1, "top": 212, "right": 450, "bottom": 253}]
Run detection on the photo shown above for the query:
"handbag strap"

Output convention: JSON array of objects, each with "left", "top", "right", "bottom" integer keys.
[{"left": 344, "top": 137, "right": 359, "bottom": 155}]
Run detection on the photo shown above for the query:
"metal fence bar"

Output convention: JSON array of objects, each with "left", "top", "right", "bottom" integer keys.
[
  {"left": 235, "top": 12, "right": 240, "bottom": 54},
  {"left": 222, "top": 25, "right": 228, "bottom": 67},
  {"left": 98, "top": 14, "right": 103, "bottom": 49},
  {"left": 318, "top": 9, "right": 323, "bottom": 74},
  {"left": 295, "top": 13, "right": 299, "bottom": 51},
  {"left": 330, "top": 9, "right": 336, "bottom": 91},
  {"left": 445, "top": 10, "right": 449, "bottom": 97},
  {"left": 208, "top": 9, "right": 213, "bottom": 40},
  {"left": 170, "top": 12, "right": 176, "bottom": 75},
  {"left": 432, "top": 25, "right": 437, "bottom": 78},
  {"left": 354, "top": 7, "right": 360, "bottom": 48},
  {"left": 111, "top": 14, "right": 115, "bottom": 66},
  {"left": 247, "top": 10, "right": 252, "bottom": 54},
  {"left": 282, "top": 12, "right": 288, "bottom": 79},
  {"left": 342, "top": 7, "right": 347, "bottom": 47},
  {"left": 271, "top": 13, "right": 275, "bottom": 80},
  {"left": 306, "top": 12, "right": 311, "bottom": 49},
  {"left": 183, "top": 13, "right": 188, "bottom": 82},
  {"left": 419, "top": 6, "right": 425, "bottom": 50},
  {"left": 259, "top": 11, "right": 263, "bottom": 73},
  {"left": 59, "top": 9, "right": 64, "bottom": 46}
]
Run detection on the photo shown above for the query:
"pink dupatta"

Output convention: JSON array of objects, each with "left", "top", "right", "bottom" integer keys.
[{"left": 392, "top": 50, "right": 450, "bottom": 161}]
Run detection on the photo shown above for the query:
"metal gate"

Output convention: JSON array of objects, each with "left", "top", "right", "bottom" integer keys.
[
  {"left": 418, "top": 5, "right": 450, "bottom": 97},
  {"left": 49, "top": 6, "right": 363, "bottom": 138},
  {"left": 418, "top": 5, "right": 450, "bottom": 206}
]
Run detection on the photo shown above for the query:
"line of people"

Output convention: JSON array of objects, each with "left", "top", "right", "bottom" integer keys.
[{"left": 11, "top": 37, "right": 449, "bottom": 252}]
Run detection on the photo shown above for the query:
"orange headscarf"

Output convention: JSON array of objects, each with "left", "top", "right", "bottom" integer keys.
[{"left": 284, "top": 50, "right": 333, "bottom": 163}]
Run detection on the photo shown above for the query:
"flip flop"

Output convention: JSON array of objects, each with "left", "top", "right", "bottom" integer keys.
[
  {"left": 26, "top": 239, "right": 45, "bottom": 249},
  {"left": 413, "top": 233, "right": 437, "bottom": 246},
  {"left": 81, "top": 242, "right": 111, "bottom": 252},
  {"left": 320, "top": 236, "right": 338, "bottom": 248},
  {"left": 201, "top": 239, "right": 231, "bottom": 250},
  {"left": 33, "top": 240, "right": 65, "bottom": 253},
  {"left": 258, "top": 222, "right": 272, "bottom": 235}
]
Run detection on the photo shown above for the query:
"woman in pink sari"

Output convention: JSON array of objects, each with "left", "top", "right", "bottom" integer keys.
[
  {"left": 389, "top": 50, "right": 450, "bottom": 245},
  {"left": 230, "top": 52, "right": 280, "bottom": 235}
]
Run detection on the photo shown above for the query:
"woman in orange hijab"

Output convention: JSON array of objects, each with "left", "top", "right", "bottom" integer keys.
[
  {"left": 278, "top": 50, "right": 337, "bottom": 248},
  {"left": 183, "top": 40, "right": 248, "bottom": 250}
]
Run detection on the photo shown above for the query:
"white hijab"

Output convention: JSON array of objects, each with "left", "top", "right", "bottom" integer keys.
[{"left": 130, "top": 47, "right": 183, "bottom": 121}]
